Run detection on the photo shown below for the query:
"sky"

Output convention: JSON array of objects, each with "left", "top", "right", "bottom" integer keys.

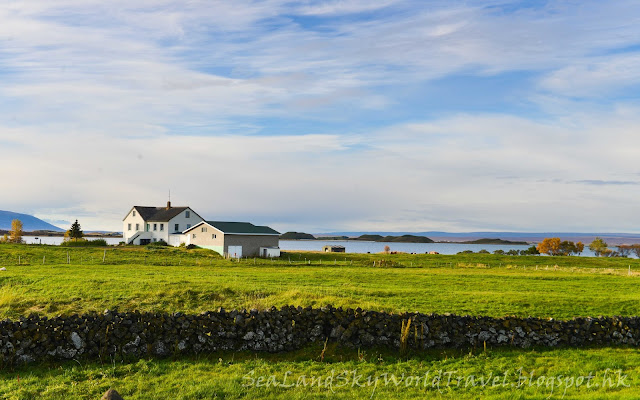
[{"left": 1, "top": 0, "right": 640, "bottom": 233}]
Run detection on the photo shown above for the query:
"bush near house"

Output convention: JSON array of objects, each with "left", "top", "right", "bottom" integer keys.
[{"left": 59, "top": 238, "right": 108, "bottom": 247}]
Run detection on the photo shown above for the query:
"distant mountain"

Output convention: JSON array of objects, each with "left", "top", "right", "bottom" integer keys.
[{"left": 0, "top": 210, "right": 63, "bottom": 232}]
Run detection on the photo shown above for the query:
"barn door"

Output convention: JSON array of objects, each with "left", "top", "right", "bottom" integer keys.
[{"left": 228, "top": 246, "right": 242, "bottom": 258}]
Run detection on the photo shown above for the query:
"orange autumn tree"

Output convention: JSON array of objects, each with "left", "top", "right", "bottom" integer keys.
[
  {"left": 537, "top": 237, "right": 562, "bottom": 256},
  {"left": 537, "top": 238, "right": 583, "bottom": 256}
]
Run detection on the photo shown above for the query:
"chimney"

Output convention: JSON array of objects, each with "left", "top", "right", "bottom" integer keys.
[{"left": 166, "top": 201, "right": 171, "bottom": 209}]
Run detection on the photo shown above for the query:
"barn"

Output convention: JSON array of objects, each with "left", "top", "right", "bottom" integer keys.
[{"left": 183, "top": 221, "right": 280, "bottom": 258}]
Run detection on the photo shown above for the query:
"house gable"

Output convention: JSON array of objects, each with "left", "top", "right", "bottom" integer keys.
[{"left": 123, "top": 204, "right": 204, "bottom": 245}]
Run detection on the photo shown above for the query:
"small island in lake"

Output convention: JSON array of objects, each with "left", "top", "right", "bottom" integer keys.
[
  {"left": 280, "top": 232, "right": 316, "bottom": 240},
  {"left": 459, "top": 238, "right": 529, "bottom": 245}
]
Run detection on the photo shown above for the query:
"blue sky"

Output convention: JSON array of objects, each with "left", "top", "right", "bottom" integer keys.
[{"left": 1, "top": 0, "right": 640, "bottom": 233}]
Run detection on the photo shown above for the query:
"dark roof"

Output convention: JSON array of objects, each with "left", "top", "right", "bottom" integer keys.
[
  {"left": 133, "top": 206, "right": 190, "bottom": 222},
  {"left": 201, "top": 221, "right": 280, "bottom": 235}
]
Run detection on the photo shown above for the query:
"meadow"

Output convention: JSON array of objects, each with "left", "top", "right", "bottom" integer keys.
[{"left": 1, "top": 243, "right": 639, "bottom": 399}]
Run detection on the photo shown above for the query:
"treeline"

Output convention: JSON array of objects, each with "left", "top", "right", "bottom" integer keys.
[
  {"left": 1, "top": 218, "right": 109, "bottom": 247},
  {"left": 536, "top": 237, "right": 639, "bottom": 257},
  {"left": 458, "top": 246, "right": 540, "bottom": 256}
]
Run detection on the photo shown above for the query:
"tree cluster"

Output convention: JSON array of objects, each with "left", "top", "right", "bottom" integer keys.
[
  {"left": 456, "top": 246, "right": 539, "bottom": 256},
  {"left": 536, "top": 238, "right": 584, "bottom": 256},
  {"left": 616, "top": 244, "right": 640, "bottom": 258},
  {"left": 536, "top": 237, "right": 640, "bottom": 258},
  {"left": 588, "top": 238, "right": 640, "bottom": 258}
]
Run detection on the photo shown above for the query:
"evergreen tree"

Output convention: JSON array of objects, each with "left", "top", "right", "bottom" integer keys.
[{"left": 67, "top": 220, "right": 84, "bottom": 241}]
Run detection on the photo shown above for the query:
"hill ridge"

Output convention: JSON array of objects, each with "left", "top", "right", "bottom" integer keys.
[{"left": 0, "top": 210, "right": 63, "bottom": 232}]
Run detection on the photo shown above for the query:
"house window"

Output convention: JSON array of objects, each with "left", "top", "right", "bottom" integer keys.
[
  {"left": 175, "top": 223, "right": 179, "bottom": 231},
  {"left": 146, "top": 224, "right": 150, "bottom": 231},
  {"left": 186, "top": 211, "right": 190, "bottom": 218},
  {"left": 192, "top": 233, "right": 196, "bottom": 239},
  {"left": 153, "top": 224, "right": 157, "bottom": 231},
  {"left": 136, "top": 223, "right": 139, "bottom": 231},
  {"left": 160, "top": 224, "right": 164, "bottom": 231},
  {"left": 128, "top": 223, "right": 131, "bottom": 231},
  {"left": 133, "top": 211, "right": 136, "bottom": 217},
  {"left": 201, "top": 227, "right": 207, "bottom": 232},
  {"left": 152, "top": 238, "right": 156, "bottom": 242},
  {"left": 212, "top": 234, "right": 216, "bottom": 239},
  {"left": 187, "top": 224, "right": 191, "bottom": 229}
]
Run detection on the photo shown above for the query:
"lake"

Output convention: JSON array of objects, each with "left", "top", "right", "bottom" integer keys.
[
  {"left": 20, "top": 236, "right": 608, "bottom": 257},
  {"left": 22, "top": 236, "right": 124, "bottom": 246}
]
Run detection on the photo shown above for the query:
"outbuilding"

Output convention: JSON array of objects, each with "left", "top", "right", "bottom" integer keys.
[
  {"left": 323, "top": 245, "right": 346, "bottom": 253},
  {"left": 183, "top": 221, "right": 280, "bottom": 258}
]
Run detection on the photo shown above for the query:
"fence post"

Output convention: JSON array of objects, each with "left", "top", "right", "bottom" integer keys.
[{"left": 103, "top": 250, "right": 106, "bottom": 263}]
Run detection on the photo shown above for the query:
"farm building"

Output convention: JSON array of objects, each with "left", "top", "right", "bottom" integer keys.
[
  {"left": 123, "top": 202, "right": 204, "bottom": 245},
  {"left": 183, "top": 221, "right": 280, "bottom": 258},
  {"left": 323, "top": 245, "right": 345, "bottom": 253}
]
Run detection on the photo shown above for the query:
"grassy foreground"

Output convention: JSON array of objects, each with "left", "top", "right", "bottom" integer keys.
[
  {"left": 1, "top": 244, "right": 640, "bottom": 398},
  {"left": 0, "top": 244, "right": 639, "bottom": 319}
]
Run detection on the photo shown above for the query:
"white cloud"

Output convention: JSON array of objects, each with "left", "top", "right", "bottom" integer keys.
[
  {"left": 3, "top": 106, "right": 640, "bottom": 232},
  {"left": 294, "top": 0, "right": 399, "bottom": 16},
  {"left": 1, "top": 1, "right": 640, "bottom": 232},
  {"left": 539, "top": 54, "right": 640, "bottom": 97}
]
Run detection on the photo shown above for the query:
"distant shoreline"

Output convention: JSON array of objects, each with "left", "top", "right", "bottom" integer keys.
[
  {"left": 0, "top": 230, "right": 122, "bottom": 237},
  {"left": 282, "top": 238, "right": 530, "bottom": 245}
]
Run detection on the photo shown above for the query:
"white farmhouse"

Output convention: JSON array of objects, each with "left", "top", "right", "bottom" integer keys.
[{"left": 122, "top": 202, "right": 203, "bottom": 245}]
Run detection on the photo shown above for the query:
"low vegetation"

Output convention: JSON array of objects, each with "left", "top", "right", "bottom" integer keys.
[{"left": 59, "top": 238, "right": 108, "bottom": 247}]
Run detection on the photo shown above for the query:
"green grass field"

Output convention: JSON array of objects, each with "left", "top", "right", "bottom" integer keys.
[{"left": 1, "top": 243, "right": 639, "bottom": 399}]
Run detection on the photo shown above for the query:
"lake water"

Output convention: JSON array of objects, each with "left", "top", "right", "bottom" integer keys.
[
  {"left": 279, "top": 240, "right": 603, "bottom": 257},
  {"left": 22, "top": 236, "right": 124, "bottom": 246},
  {"left": 19, "top": 236, "right": 610, "bottom": 257}
]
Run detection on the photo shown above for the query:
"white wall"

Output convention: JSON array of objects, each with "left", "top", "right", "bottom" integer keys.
[
  {"left": 123, "top": 209, "right": 146, "bottom": 244},
  {"left": 123, "top": 207, "right": 203, "bottom": 245}
]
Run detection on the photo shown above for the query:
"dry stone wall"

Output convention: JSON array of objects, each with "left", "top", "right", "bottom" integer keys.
[{"left": 1, "top": 306, "right": 639, "bottom": 365}]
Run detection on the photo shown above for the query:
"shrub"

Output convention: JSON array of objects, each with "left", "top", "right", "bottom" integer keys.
[
  {"left": 145, "top": 240, "right": 169, "bottom": 250},
  {"left": 186, "top": 244, "right": 199, "bottom": 250},
  {"left": 60, "top": 239, "right": 108, "bottom": 247},
  {"left": 520, "top": 245, "right": 540, "bottom": 255}
]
